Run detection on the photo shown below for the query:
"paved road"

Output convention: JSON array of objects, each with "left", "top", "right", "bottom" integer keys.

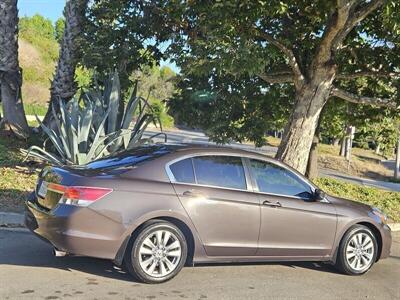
[
  {"left": 319, "top": 168, "right": 400, "bottom": 192},
  {"left": 0, "top": 229, "right": 399, "bottom": 300}
]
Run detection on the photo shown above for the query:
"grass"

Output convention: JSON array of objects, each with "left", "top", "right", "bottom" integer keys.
[
  {"left": 267, "top": 137, "right": 394, "bottom": 181},
  {"left": 315, "top": 177, "right": 400, "bottom": 222},
  {"left": 24, "top": 103, "right": 47, "bottom": 116},
  {"left": 0, "top": 133, "right": 42, "bottom": 213},
  {"left": 0, "top": 103, "right": 47, "bottom": 117}
]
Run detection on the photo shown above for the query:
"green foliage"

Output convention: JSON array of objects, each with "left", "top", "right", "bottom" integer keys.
[
  {"left": 19, "top": 14, "right": 59, "bottom": 63},
  {"left": 131, "top": 65, "right": 177, "bottom": 128},
  {"left": 156, "top": 1, "right": 400, "bottom": 147},
  {"left": 315, "top": 178, "right": 400, "bottom": 222},
  {"left": 18, "top": 14, "right": 59, "bottom": 90},
  {"left": 169, "top": 73, "right": 292, "bottom": 146},
  {"left": 82, "top": 1, "right": 171, "bottom": 90},
  {"left": 151, "top": 100, "right": 174, "bottom": 129},
  {"left": 19, "top": 14, "right": 55, "bottom": 40},
  {"left": 24, "top": 71, "right": 160, "bottom": 165},
  {"left": 54, "top": 17, "right": 65, "bottom": 42},
  {"left": 75, "top": 65, "right": 92, "bottom": 90}
]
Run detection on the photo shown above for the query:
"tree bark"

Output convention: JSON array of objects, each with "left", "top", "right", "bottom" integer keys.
[
  {"left": 0, "top": 0, "right": 29, "bottom": 137},
  {"left": 375, "top": 143, "right": 381, "bottom": 155},
  {"left": 42, "top": 0, "right": 87, "bottom": 125},
  {"left": 332, "top": 138, "right": 340, "bottom": 146},
  {"left": 340, "top": 137, "right": 346, "bottom": 156},
  {"left": 276, "top": 66, "right": 334, "bottom": 174},
  {"left": 306, "top": 134, "right": 320, "bottom": 180},
  {"left": 345, "top": 135, "right": 352, "bottom": 161}
]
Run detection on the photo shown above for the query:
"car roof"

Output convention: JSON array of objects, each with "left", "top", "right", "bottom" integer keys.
[{"left": 144, "top": 142, "right": 266, "bottom": 156}]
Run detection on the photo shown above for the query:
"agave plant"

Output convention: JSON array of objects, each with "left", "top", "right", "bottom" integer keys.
[{"left": 23, "top": 71, "right": 165, "bottom": 166}]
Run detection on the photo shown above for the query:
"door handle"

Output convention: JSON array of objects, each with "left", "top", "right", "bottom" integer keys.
[
  {"left": 183, "top": 189, "right": 204, "bottom": 197},
  {"left": 262, "top": 200, "right": 282, "bottom": 208}
]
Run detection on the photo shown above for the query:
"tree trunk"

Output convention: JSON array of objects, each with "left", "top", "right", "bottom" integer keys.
[
  {"left": 306, "top": 134, "right": 320, "bottom": 180},
  {"left": 332, "top": 138, "right": 340, "bottom": 146},
  {"left": 345, "top": 135, "right": 352, "bottom": 161},
  {"left": 375, "top": 143, "right": 381, "bottom": 155},
  {"left": 42, "top": 0, "right": 87, "bottom": 125},
  {"left": 276, "top": 69, "right": 334, "bottom": 174},
  {"left": 340, "top": 137, "right": 346, "bottom": 156},
  {"left": 395, "top": 138, "right": 400, "bottom": 179},
  {"left": 0, "top": 0, "right": 29, "bottom": 138}
]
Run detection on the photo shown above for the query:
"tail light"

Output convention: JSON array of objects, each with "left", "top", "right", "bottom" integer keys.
[{"left": 49, "top": 184, "right": 113, "bottom": 207}]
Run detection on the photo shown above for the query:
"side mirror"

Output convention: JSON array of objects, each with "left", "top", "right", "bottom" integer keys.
[{"left": 313, "top": 189, "right": 326, "bottom": 201}]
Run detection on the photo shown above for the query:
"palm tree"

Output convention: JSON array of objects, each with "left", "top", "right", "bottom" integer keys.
[
  {"left": 0, "top": 0, "right": 30, "bottom": 138},
  {"left": 42, "top": 0, "right": 87, "bottom": 125}
]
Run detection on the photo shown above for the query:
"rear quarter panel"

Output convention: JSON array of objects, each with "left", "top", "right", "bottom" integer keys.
[{"left": 79, "top": 165, "right": 207, "bottom": 261}]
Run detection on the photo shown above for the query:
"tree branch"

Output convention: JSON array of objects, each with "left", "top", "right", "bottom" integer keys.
[
  {"left": 333, "top": 0, "right": 385, "bottom": 50},
  {"left": 337, "top": 71, "right": 400, "bottom": 80},
  {"left": 347, "top": 0, "right": 385, "bottom": 30},
  {"left": 254, "top": 28, "right": 304, "bottom": 89},
  {"left": 312, "top": 0, "right": 356, "bottom": 67},
  {"left": 331, "top": 87, "right": 398, "bottom": 108},
  {"left": 258, "top": 71, "right": 294, "bottom": 84},
  {"left": 312, "top": 0, "right": 384, "bottom": 74}
]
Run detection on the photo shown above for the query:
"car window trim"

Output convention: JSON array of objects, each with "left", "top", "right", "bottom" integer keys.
[
  {"left": 165, "top": 153, "right": 252, "bottom": 191},
  {"left": 165, "top": 152, "right": 317, "bottom": 198}
]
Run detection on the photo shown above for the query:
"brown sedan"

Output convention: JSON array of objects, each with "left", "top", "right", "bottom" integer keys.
[{"left": 25, "top": 144, "right": 392, "bottom": 283}]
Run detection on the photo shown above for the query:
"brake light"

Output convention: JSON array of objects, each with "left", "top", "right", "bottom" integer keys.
[{"left": 59, "top": 186, "right": 113, "bottom": 207}]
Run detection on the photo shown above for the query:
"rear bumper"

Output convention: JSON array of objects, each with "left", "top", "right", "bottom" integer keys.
[{"left": 25, "top": 192, "right": 126, "bottom": 260}]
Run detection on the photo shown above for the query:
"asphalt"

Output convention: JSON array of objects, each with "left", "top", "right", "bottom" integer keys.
[{"left": 0, "top": 229, "right": 399, "bottom": 300}]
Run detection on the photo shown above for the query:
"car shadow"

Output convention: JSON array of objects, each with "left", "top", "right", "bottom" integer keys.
[
  {"left": 196, "top": 261, "right": 340, "bottom": 275},
  {"left": 0, "top": 230, "right": 137, "bottom": 283},
  {"left": 0, "top": 230, "right": 345, "bottom": 282}
]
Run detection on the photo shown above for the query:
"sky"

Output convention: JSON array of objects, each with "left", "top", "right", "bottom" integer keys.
[
  {"left": 17, "top": 0, "right": 179, "bottom": 73},
  {"left": 18, "top": 0, "right": 65, "bottom": 22}
]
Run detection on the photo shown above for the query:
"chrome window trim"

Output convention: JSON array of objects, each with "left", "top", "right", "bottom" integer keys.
[
  {"left": 165, "top": 152, "right": 252, "bottom": 191},
  {"left": 170, "top": 180, "right": 255, "bottom": 193},
  {"left": 165, "top": 152, "right": 318, "bottom": 198}
]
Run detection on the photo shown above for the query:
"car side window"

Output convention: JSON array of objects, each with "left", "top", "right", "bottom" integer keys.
[
  {"left": 192, "top": 156, "right": 247, "bottom": 190},
  {"left": 169, "top": 158, "right": 195, "bottom": 184},
  {"left": 250, "top": 159, "right": 313, "bottom": 199}
]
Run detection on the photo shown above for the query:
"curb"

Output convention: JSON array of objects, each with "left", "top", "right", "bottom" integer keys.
[
  {"left": 0, "top": 212, "right": 25, "bottom": 228},
  {"left": 388, "top": 223, "right": 400, "bottom": 232},
  {"left": 1, "top": 211, "right": 399, "bottom": 232}
]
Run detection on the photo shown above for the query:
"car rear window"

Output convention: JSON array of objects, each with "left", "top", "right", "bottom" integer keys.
[
  {"left": 84, "top": 145, "right": 172, "bottom": 170},
  {"left": 169, "top": 155, "right": 247, "bottom": 190},
  {"left": 169, "top": 158, "right": 195, "bottom": 184},
  {"left": 193, "top": 156, "right": 246, "bottom": 190}
]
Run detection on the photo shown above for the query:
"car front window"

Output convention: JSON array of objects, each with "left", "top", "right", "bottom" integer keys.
[{"left": 250, "top": 159, "right": 313, "bottom": 199}]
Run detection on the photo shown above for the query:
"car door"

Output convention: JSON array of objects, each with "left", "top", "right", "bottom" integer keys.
[
  {"left": 247, "top": 159, "right": 337, "bottom": 258},
  {"left": 167, "top": 155, "right": 261, "bottom": 256}
]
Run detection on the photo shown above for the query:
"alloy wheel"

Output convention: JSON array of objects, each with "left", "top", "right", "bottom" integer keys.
[
  {"left": 345, "top": 232, "right": 375, "bottom": 272},
  {"left": 138, "top": 229, "right": 182, "bottom": 278}
]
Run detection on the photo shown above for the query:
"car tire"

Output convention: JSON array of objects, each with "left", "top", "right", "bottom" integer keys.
[
  {"left": 124, "top": 220, "right": 188, "bottom": 284},
  {"left": 335, "top": 224, "right": 378, "bottom": 275}
]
